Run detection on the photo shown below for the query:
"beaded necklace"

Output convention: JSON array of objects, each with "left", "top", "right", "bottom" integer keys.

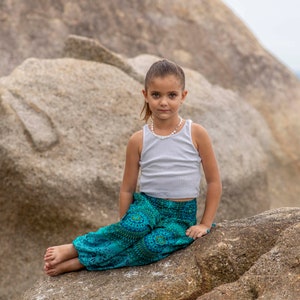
[{"left": 150, "top": 117, "right": 183, "bottom": 139}]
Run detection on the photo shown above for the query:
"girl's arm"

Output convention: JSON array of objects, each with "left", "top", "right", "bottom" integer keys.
[
  {"left": 186, "top": 123, "right": 222, "bottom": 239},
  {"left": 119, "top": 130, "right": 142, "bottom": 219}
]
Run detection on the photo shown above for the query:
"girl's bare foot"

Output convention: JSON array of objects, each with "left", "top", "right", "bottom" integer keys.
[
  {"left": 44, "top": 244, "right": 78, "bottom": 268},
  {"left": 44, "top": 258, "right": 84, "bottom": 276}
]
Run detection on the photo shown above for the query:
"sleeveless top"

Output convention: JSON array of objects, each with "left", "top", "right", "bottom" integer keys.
[{"left": 139, "top": 119, "right": 202, "bottom": 199}]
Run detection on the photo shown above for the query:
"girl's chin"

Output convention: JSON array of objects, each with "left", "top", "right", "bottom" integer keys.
[{"left": 154, "top": 112, "right": 174, "bottom": 118}]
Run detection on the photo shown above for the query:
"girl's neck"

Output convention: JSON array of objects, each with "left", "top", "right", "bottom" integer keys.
[
  {"left": 150, "top": 116, "right": 184, "bottom": 138},
  {"left": 152, "top": 115, "right": 180, "bottom": 127}
]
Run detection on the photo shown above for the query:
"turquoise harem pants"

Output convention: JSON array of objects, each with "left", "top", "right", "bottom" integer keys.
[{"left": 73, "top": 192, "right": 197, "bottom": 270}]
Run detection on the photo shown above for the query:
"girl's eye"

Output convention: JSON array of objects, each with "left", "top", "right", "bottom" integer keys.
[
  {"left": 151, "top": 92, "right": 160, "bottom": 99},
  {"left": 168, "top": 93, "right": 178, "bottom": 99}
]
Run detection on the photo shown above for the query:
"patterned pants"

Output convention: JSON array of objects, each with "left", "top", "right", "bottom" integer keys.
[{"left": 73, "top": 192, "right": 197, "bottom": 270}]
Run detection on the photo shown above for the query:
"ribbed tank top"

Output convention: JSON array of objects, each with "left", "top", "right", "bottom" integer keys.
[{"left": 139, "top": 119, "right": 201, "bottom": 199}]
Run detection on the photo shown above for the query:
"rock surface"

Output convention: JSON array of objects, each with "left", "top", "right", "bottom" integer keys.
[
  {"left": 1, "top": 0, "right": 300, "bottom": 148},
  {"left": 198, "top": 222, "right": 300, "bottom": 299},
  {"left": 22, "top": 208, "right": 300, "bottom": 300}
]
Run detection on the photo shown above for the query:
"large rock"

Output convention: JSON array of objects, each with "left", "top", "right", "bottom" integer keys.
[
  {"left": 1, "top": 0, "right": 299, "bottom": 158},
  {"left": 22, "top": 207, "right": 300, "bottom": 299},
  {"left": 0, "top": 53, "right": 273, "bottom": 299},
  {"left": 0, "top": 58, "right": 141, "bottom": 300},
  {"left": 60, "top": 19, "right": 300, "bottom": 209},
  {"left": 198, "top": 221, "right": 300, "bottom": 299},
  {"left": 3, "top": 0, "right": 298, "bottom": 207}
]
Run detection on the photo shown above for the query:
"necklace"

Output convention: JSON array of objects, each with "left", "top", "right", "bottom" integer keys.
[{"left": 150, "top": 117, "right": 183, "bottom": 139}]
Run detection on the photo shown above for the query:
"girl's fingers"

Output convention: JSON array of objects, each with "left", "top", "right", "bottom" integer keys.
[
  {"left": 187, "top": 223, "right": 216, "bottom": 239},
  {"left": 186, "top": 226, "right": 213, "bottom": 239},
  {"left": 188, "top": 230, "right": 208, "bottom": 239}
]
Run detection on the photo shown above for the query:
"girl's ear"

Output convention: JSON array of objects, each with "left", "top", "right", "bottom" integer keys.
[
  {"left": 181, "top": 90, "right": 188, "bottom": 103},
  {"left": 142, "top": 89, "right": 148, "bottom": 102}
]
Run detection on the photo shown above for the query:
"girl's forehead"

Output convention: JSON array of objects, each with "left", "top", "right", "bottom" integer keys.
[{"left": 147, "top": 75, "right": 182, "bottom": 89}]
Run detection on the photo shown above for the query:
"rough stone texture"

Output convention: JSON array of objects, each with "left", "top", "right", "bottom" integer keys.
[
  {"left": 0, "top": 58, "right": 141, "bottom": 300},
  {"left": 0, "top": 55, "right": 273, "bottom": 299},
  {"left": 2, "top": 0, "right": 298, "bottom": 207},
  {"left": 197, "top": 217, "right": 300, "bottom": 300},
  {"left": 63, "top": 35, "right": 144, "bottom": 84},
  {"left": 22, "top": 208, "right": 300, "bottom": 300},
  {"left": 1, "top": 2, "right": 300, "bottom": 126}
]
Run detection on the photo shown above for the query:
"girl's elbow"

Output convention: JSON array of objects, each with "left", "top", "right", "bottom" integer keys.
[{"left": 208, "top": 179, "right": 222, "bottom": 193}]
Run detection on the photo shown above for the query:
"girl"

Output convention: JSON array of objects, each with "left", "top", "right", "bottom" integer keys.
[{"left": 44, "top": 59, "right": 222, "bottom": 276}]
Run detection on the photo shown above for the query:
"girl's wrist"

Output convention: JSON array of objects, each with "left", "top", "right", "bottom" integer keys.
[{"left": 199, "top": 222, "right": 216, "bottom": 234}]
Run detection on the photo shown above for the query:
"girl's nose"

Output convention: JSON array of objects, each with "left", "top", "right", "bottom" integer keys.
[{"left": 160, "top": 96, "right": 168, "bottom": 105}]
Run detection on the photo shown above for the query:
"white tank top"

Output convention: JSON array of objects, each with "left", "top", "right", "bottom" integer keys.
[{"left": 139, "top": 119, "right": 201, "bottom": 199}]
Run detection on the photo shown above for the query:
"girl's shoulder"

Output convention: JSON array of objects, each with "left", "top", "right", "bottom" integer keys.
[
  {"left": 127, "top": 129, "right": 143, "bottom": 152},
  {"left": 129, "top": 129, "right": 143, "bottom": 141},
  {"left": 191, "top": 122, "right": 208, "bottom": 136},
  {"left": 191, "top": 122, "right": 212, "bottom": 151}
]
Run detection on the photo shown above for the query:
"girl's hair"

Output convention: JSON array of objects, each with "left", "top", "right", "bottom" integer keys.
[{"left": 140, "top": 59, "right": 185, "bottom": 122}]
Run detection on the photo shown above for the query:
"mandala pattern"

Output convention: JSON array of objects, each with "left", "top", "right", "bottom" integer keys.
[{"left": 73, "top": 193, "right": 197, "bottom": 270}]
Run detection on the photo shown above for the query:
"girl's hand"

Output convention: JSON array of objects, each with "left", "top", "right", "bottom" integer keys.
[{"left": 186, "top": 224, "right": 211, "bottom": 239}]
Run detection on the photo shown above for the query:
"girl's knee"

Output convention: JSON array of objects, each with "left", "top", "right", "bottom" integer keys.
[
  {"left": 143, "top": 229, "right": 174, "bottom": 253},
  {"left": 120, "top": 211, "right": 153, "bottom": 233}
]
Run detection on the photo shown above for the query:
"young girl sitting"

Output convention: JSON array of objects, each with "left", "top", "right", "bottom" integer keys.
[{"left": 44, "top": 59, "right": 222, "bottom": 276}]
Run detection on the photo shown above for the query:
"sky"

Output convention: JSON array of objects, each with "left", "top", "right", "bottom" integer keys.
[{"left": 221, "top": 0, "right": 300, "bottom": 74}]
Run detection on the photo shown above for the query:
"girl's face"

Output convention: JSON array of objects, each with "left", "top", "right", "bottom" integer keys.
[{"left": 142, "top": 75, "right": 187, "bottom": 121}]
